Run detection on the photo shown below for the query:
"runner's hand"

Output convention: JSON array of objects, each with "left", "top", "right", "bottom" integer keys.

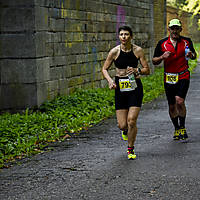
[
  {"left": 186, "top": 51, "right": 193, "bottom": 59},
  {"left": 127, "top": 66, "right": 138, "bottom": 75},
  {"left": 108, "top": 80, "right": 116, "bottom": 90},
  {"left": 161, "top": 51, "right": 171, "bottom": 60}
]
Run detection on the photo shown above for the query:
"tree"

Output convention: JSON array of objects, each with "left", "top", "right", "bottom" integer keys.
[
  {"left": 184, "top": 0, "right": 200, "bottom": 15},
  {"left": 167, "top": 0, "right": 200, "bottom": 14},
  {"left": 167, "top": 0, "right": 200, "bottom": 28},
  {"left": 184, "top": 0, "right": 200, "bottom": 28},
  {"left": 167, "top": 0, "right": 187, "bottom": 7}
]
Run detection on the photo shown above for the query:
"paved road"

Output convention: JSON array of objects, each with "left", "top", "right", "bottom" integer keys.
[{"left": 1, "top": 63, "right": 200, "bottom": 200}]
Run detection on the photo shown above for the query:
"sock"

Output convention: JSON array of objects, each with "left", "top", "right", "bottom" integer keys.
[
  {"left": 171, "top": 116, "right": 179, "bottom": 130},
  {"left": 128, "top": 146, "right": 134, "bottom": 152},
  {"left": 122, "top": 129, "right": 128, "bottom": 135},
  {"left": 179, "top": 116, "right": 186, "bottom": 128}
]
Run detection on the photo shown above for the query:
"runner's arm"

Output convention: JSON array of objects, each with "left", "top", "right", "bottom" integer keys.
[
  {"left": 188, "top": 38, "right": 197, "bottom": 60},
  {"left": 152, "top": 51, "right": 171, "bottom": 65},
  {"left": 102, "top": 49, "right": 117, "bottom": 89},
  {"left": 152, "top": 41, "right": 169, "bottom": 65},
  {"left": 137, "top": 47, "right": 150, "bottom": 75}
]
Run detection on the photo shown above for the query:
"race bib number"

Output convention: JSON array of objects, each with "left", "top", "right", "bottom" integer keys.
[
  {"left": 119, "top": 79, "right": 134, "bottom": 92},
  {"left": 165, "top": 73, "right": 179, "bottom": 84}
]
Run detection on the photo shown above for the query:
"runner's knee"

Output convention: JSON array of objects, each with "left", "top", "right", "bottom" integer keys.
[
  {"left": 169, "top": 104, "right": 176, "bottom": 113},
  {"left": 118, "top": 122, "right": 128, "bottom": 130},
  {"left": 127, "top": 118, "right": 137, "bottom": 128},
  {"left": 176, "top": 96, "right": 184, "bottom": 106}
]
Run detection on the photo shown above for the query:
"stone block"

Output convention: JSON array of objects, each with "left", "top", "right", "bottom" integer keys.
[
  {"left": 53, "top": 43, "right": 67, "bottom": 56},
  {"left": 69, "top": 42, "right": 84, "bottom": 54},
  {"left": 58, "top": 79, "right": 68, "bottom": 95},
  {"left": 35, "top": 32, "right": 46, "bottom": 57},
  {"left": 36, "top": 58, "right": 50, "bottom": 83},
  {"left": 45, "top": 42, "right": 54, "bottom": 57},
  {"left": 48, "top": 80, "right": 59, "bottom": 92},
  {"left": 71, "top": 64, "right": 81, "bottom": 76},
  {"left": 0, "top": 0, "right": 35, "bottom": 7},
  {"left": 80, "top": 64, "right": 87, "bottom": 75},
  {"left": 84, "top": 63, "right": 93, "bottom": 74},
  {"left": 54, "top": 19, "right": 65, "bottom": 32},
  {"left": 76, "top": 54, "right": 85, "bottom": 64},
  {"left": 68, "top": 76, "right": 84, "bottom": 87},
  {"left": 0, "top": 83, "right": 37, "bottom": 110},
  {"left": 50, "top": 67, "right": 63, "bottom": 80},
  {"left": 0, "top": 7, "right": 35, "bottom": 32},
  {"left": 53, "top": 32, "right": 62, "bottom": 43},
  {"left": 53, "top": 56, "right": 67, "bottom": 66},
  {"left": 68, "top": 0, "right": 78, "bottom": 10},
  {"left": 62, "top": 32, "right": 74, "bottom": 43},
  {"left": 49, "top": 7, "right": 61, "bottom": 19},
  {"left": 49, "top": 18, "right": 56, "bottom": 32},
  {"left": 0, "top": 33, "right": 36, "bottom": 58},
  {"left": 0, "top": 59, "right": 36, "bottom": 84},
  {"left": 67, "top": 55, "right": 77, "bottom": 64},
  {"left": 36, "top": 82, "right": 48, "bottom": 107},
  {"left": 81, "top": 82, "right": 93, "bottom": 90},
  {"left": 83, "top": 73, "right": 91, "bottom": 83},
  {"left": 63, "top": 66, "right": 71, "bottom": 78},
  {"left": 45, "top": 32, "right": 54, "bottom": 43},
  {"left": 35, "top": 6, "right": 49, "bottom": 31}
]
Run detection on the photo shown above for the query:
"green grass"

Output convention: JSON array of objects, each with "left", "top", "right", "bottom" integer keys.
[
  {"left": 142, "top": 67, "right": 165, "bottom": 103},
  {"left": 0, "top": 43, "right": 199, "bottom": 168}
]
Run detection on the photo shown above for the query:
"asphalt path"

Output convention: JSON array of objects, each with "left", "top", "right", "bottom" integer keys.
[{"left": 1, "top": 63, "right": 200, "bottom": 200}]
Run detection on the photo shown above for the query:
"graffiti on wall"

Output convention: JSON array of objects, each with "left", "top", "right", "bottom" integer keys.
[{"left": 116, "top": 6, "right": 126, "bottom": 45}]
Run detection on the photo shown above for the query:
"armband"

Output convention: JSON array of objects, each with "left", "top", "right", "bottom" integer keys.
[{"left": 191, "top": 53, "right": 195, "bottom": 59}]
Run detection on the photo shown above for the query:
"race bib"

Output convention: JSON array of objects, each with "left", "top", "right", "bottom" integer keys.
[
  {"left": 165, "top": 73, "right": 179, "bottom": 84},
  {"left": 119, "top": 79, "right": 135, "bottom": 92}
]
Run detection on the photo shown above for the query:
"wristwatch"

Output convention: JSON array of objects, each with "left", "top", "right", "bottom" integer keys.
[{"left": 137, "top": 68, "right": 141, "bottom": 75}]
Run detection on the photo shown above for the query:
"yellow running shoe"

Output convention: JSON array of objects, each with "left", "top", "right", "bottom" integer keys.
[
  {"left": 127, "top": 148, "right": 136, "bottom": 160},
  {"left": 179, "top": 128, "right": 188, "bottom": 140},
  {"left": 173, "top": 129, "right": 181, "bottom": 140},
  {"left": 121, "top": 130, "right": 128, "bottom": 141}
]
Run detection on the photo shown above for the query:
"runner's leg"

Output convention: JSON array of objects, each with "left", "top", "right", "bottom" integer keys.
[
  {"left": 127, "top": 107, "right": 140, "bottom": 147},
  {"left": 176, "top": 96, "right": 186, "bottom": 127},
  {"left": 116, "top": 109, "right": 128, "bottom": 131}
]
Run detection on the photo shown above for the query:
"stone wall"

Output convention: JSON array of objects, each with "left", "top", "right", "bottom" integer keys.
[
  {"left": 0, "top": 0, "right": 166, "bottom": 111},
  {"left": 153, "top": 0, "right": 166, "bottom": 47}
]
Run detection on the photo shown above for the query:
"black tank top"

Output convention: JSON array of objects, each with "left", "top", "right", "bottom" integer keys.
[{"left": 114, "top": 46, "right": 139, "bottom": 69}]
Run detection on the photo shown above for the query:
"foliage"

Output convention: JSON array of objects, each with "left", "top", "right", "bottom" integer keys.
[
  {"left": 141, "top": 67, "right": 165, "bottom": 103},
  {"left": 167, "top": 0, "right": 187, "bottom": 7},
  {"left": 0, "top": 89, "right": 115, "bottom": 168},
  {"left": 184, "top": 0, "right": 200, "bottom": 15},
  {"left": 189, "top": 43, "right": 200, "bottom": 71},
  {"left": 184, "top": 0, "right": 200, "bottom": 28},
  {"left": 167, "top": 0, "right": 200, "bottom": 28}
]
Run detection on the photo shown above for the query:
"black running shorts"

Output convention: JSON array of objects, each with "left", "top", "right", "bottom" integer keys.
[
  {"left": 164, "top": 79, "right": 190, "bottom": 105},
  {"left": 115, "top": 76, "right": 143, "bottom": 110}
]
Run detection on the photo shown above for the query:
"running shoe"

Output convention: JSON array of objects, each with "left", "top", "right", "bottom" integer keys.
[
  {"left": 173, "top": 129, "right": 181, "bottom": 140},
  {"left": 127, "top": 148, "right": 136, "bottom": 160},
  {"left": 121, "top": 130, "right": 128, "bottom": 141},
  {"left": 179, "top": 128, "right": 188, "bottom": 140}
]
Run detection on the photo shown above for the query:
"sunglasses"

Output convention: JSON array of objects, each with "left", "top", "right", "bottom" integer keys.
[{"left": 169, "top": 26, "right": 181, "bottom": 31}]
